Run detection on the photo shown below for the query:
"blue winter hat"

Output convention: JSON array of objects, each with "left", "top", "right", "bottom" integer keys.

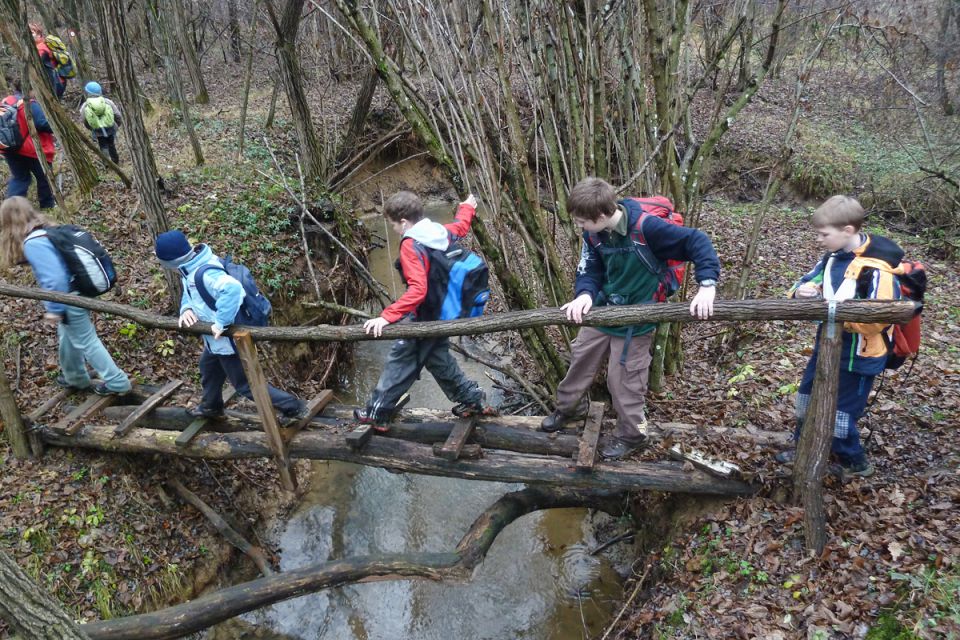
[
  {"left": 84, "top": 81, "right": 103, "bottom": 96},
  {"left": 155, "top": 230, "right": 194, "bottom": 267}
]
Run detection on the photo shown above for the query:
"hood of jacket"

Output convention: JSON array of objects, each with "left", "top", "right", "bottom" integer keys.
[
  {"left": 177, "top": 243, "right": 220, "bottom": 276},
  {"left": 403, "top": 218, "right": 450, "bottom": 250},
  {"left": 855, "top": 233, "right": 904, "bottom": 269}
]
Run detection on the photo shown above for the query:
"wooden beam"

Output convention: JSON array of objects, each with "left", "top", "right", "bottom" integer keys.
[
  {"left": 346, "top": 424, "right": 374, "bottom": 451},
  {"left": 577, "top": 402, "right": 604, "bottom": 471},
  {"left": 433, "top": 442, "right": 482, "bottom": 459},
  {"left": 41, "top": 424, "right": 756, "bottom": 495},
  {"left": 232, "top": 331, "right": 296, "bottom": 492},
  {"left": 435, "top": 416, "right": 478, "bottom": 461},
  {"left": 52, "top": 394, "right": 117, "bottom": 435},
  {"left": 114, "top": 380, "right": 183, "bottom": 438},
  {"left": 281, "top": 389, "right": 333, "bottom": 443},
  {"left": 668, "top": 444, "right": 742, "bottom": 479},
  {"left": 175, "top": 386, "right": 237, "bottom": 448},
  {"left": 27, "top": 388, "right": 72, "bottom": 423}
]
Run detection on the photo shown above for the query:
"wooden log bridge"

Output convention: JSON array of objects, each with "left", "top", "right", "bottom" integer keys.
[{"left": 37, "top": 403, "right": 756, "bottom": 496}]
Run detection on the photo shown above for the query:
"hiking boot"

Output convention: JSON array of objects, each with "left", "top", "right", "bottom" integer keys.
[
  {"left": 282, "top": 403, "right": 309, "bottom": 421},
  {"left": 186, "top": 405, "right": 224, "bottom": 419},
  {"left": 841, "top": 460, "right": 875, "bottom": 479},
  {"left": 540, "top": 410, "right": 575, "bottom": 433},
  {"left": 774, "top": 449, "right": 796, "bottom": 464},
  {"left": 452, "top": 393, "right": 498, "bottom": 419},
  {"left": 353, "top": 407, "right": 390, "bottom": 433},
  {"left": 55, "top": 374, "right": 90, "bottom": 392},
  {"left": 92, "top": 383, "right": 131, "bottom": 397},
  {"left": 599, "top": 436, "right": 645, "bottom": 460}
]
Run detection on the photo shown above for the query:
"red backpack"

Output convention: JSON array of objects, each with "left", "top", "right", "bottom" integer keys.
[
  {"left": 584, "top": 197, "right": 686, "bottom": 302},
  {"left": 887, "top": 260, "right": 926, "bottom": 369}
]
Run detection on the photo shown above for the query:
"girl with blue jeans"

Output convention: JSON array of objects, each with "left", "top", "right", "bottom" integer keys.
[{"left": 0, "top": 196, "right": 130, "bottom": 394}]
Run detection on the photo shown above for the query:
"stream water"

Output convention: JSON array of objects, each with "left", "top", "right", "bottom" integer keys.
[{"left": 207, "top": 203, "right": 625, "bottom": 639}]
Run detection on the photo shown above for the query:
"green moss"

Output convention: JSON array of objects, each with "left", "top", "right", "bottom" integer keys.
[{"left": 865, "top": 613, "right": 919, "bottom": 640}]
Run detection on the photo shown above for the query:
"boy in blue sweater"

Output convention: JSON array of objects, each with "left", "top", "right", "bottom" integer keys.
[
  {"left": 776, "top": 195, "right": 904, "bottom": 478},
  {"left": 539, "top": 177, "right": 720, "bottom": 459},
  {"left": 155, "top": 230, "right": 306, "bottom": 420}
]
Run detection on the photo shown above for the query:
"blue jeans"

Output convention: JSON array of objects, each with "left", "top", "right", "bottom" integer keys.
[
  {"left": 198, "top": 349, "right": 302, "bottom": 415},
  {"left": 58, "top": 306, "right": 131, "bottom": 392},
  {"left": 5, "top": 153, "right": 54, "bottom": 209},
  {"left": 794, "top": 353, "right": 875, "bottom": 466}
]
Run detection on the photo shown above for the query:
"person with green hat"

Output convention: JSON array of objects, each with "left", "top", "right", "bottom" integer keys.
[{"left": 79, "top": 81, "right": 122, "bottom": 163}]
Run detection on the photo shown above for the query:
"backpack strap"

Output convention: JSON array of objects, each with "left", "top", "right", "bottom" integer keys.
[
  {"left": 194, "top": 264, "right": 226, "bottom": 311},
  {"left": 630, "top": 212, "right": 665, "bottom": 277}
]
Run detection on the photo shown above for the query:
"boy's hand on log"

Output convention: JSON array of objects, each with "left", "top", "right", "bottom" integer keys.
[
  {"left": 364, "top": 317, "right": 390, "bottom": 337},
  {"left": 463, "top": 193, "right": 478, "bottom": 209},
  {"left": 561, "top": 293, "right": 593, "bottom": 324},
  {"left": 211, "top": 323, "right": 226, "bottom": 339},
  {"left": 794, "top": 283, "right": 822, "bottom": 299},
  {"left": 689, "top": 286, "right": 716, "bottom": 320},
  {"left": 178, "top": 309, "right": 198, "bottom": 328}
]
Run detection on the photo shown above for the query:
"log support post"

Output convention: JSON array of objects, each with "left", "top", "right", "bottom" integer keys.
[
  {"left": 576, "top": 402, "right": 604, "bottom": 471},
  {"left": 0, "top": 365, "right": 31, "bottom": 458},
  {"left": 793, "top": 301, "right": 842, "bottom": 554},
  {"left": 233, "top": 331, "right": 297, "bottom": 492}
]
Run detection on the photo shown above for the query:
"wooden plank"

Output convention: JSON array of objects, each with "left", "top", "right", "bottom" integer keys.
[
  {"left": 233, "top": 331, "right": 296, "bottom": 491},
  {"left": 346, "top": 424, "right": 374, "bottom": 451},
  {"left": 176, "top": 386, "right": 237, "bottom": 448},
  {"left": 667, "top": 444, "right": 742, "bottom": 479},
  {"left": 27, "top": 388, "right": 73, "bottom": 423},
  {"left": 52, "top": 394, "right": 117, "bottom": 436},
  {"left": 280, "top": 390, "right": 334, "bottom": 443},
  {"left": 432, "top": 442, "right": 482, "bottom": 460},
  {"left": 435, "top": 416, "right": 478, "bottom": 461},
  {"left": 576, "top": 402, "right": 605, "bottom": 471},
  {"left": 113, "top": 380, "right": 183, "bottom": 438}
]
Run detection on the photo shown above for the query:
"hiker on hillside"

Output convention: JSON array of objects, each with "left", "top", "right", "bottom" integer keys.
[
  {"left": 538, "top": 177, "right": 720, "bottom": 460},
  {"left": 1, "top": 78, "right": 56, "bottom": 209},
  {"left": 775, "top": 195, "right": 907, "bottom": 479},
  {"left": 0, "top": 196, "right": 131, "bottom": 395},
  {"left": 154, "top": 230, "right": 308, "bottom": 421},
  {"left": 353, "top": 191, "right": 495, "bottom": 431},
  {"left": 80, "top": 82, "right": 121, "bottom": 163},
  {"left": 30, "top": 23, "right": 67, "bottom": 99}
]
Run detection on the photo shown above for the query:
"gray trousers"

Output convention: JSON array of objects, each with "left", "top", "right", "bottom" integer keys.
[
  {"left": 555, "top": 327, "right": 654, "bottom": 444},
  {"left": 199, "top": 348, "right": 301, "bottom": 415},
  {"left": 366, "top": 336, "right": 483, "bottom": 422}
]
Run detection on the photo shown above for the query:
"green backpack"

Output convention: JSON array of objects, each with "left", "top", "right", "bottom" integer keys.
[{"left": 84, "top": 97, "right": 115, "bottom": 130}]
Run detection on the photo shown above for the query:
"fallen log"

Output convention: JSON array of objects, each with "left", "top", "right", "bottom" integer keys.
[
  {"left": 81, "top": 487, "right": 625, "bottom": 640},
  {"left": 0, "top": 283, "right": 919, "bottom": 342},
  {"left": 39, "top": 424, "right": 755, "bottom": 495}
]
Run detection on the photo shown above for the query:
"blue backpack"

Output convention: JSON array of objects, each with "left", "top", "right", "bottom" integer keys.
[
  {"left": 398, "top": 238, "right": 490, "bottom": 321},
  {"left": 194, "top": 256, "right": 272, "bottom": 327}
]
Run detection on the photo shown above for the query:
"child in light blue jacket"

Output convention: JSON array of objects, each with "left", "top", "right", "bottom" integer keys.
[
  {"left": 0, "top": 196, "right": 130, "bottom": 394},
  {"left": 154, "top": 230, "right": 305, "bottom": 420}
]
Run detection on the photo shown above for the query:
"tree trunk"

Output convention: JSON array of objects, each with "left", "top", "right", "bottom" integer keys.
[
  {"left": 267, "top": 0, "right": 327, "bottom": 185},
  {"left": 0, "top": 547, "right": 91, "bottom": 639},
  {"left": 936, "top": 0, "right": 957, "bottom": 116},
  {"left": 170, "top": 0, "right": 209, "bottom": 103},
  {"left": 236, "top": 0, "right": 262, "bottom": 160},
  {"left": 227, "top": 0, "right": 242, "bottom": 62},
  {"left": 157, "top": 0, "right": 204, "bottom": 165},
  {"left": 0, "top": 364, "right": 31, "bottom": 458},
  {"left": 93, "top": 0, "right": 180, "bottom": 307}
]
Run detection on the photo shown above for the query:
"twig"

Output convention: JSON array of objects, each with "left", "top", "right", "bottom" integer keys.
[
  {"left": 616, "top": 131, "right": 674, "bottom": 194},
  {"left": 339, "top": 151, "right": 430, "bottom": 194},
  {"left": 590, "top": 531, "right": 635, "bottom": 556},
  {"left": 448, "top": 340, "right": 551, "bottom": 413},
  {"left": 302, "top": 300, "right": 371, "bottom": 318},
  {"left": 600, "top": 561, "right": 653, "bottom": 640}
]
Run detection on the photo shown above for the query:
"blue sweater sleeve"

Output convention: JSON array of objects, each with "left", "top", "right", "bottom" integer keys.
[
  {"left": 573, "top": 237, "right": 604, "bottom": 299},
  {"left": 22, "top": 235, "right": 70, "bottom": 315},
  {"left": 29, "top": 101, "right": 52, "bottom": 133},
  {"left": 642, "top": 216, "right": 721, "bottom": 283}
]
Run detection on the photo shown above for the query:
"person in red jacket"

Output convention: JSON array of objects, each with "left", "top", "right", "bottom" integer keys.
[
  {"left": 30, "top": 23, "right": 66, "bottom": 99},
  {"left": 354, "top": 191, "right": 493, "bottom": 429},
  {"left": 2, "top": 79, "right": 56, "bottom": 209}
]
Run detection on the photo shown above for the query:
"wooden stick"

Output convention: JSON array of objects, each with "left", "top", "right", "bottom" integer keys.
[
  {"left": 0, "top": 365, "right": 30, "bottom": 458},
  {"left": 281, "top": 389, "right": 333, "bottom": 443},
  {"left": 232, "top": 331, "right": 296, "bottom": 492},
  {"left": 793, "top": 314, "right": 842, "bottom": 554},
  {"left": 176, "top": 386, "right": 237, "bottom": 448},
  {"left": 435, "top": 416, "right": 478, "bottom": 461},
  {"left": 576, "top": 402, "right": 604, "bottom": 471},
  {"left": 168, "top": 479, "right": 274, "bottom": 577},
  {"left": 114, "top": 380, "right": 183, "bottom": 438},
  {"left": 27, "top": 388, "right": 73, "bottom": 423}
]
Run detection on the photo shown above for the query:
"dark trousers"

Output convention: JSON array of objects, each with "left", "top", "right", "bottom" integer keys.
[
  {"left": 96, "top": 134, "right": 119, "bottom": 163},
  {"left": 199, "top": 348, "right": 301, "bottom": 415},
  {"left": 365, "top": 337, "right": 483, "bottom": 422},
  {"left": 4, "top": 153, "right": 54, "bottom": 209},
  {"left": 794, "top": 352, "right": 876, "bottom": 466}
]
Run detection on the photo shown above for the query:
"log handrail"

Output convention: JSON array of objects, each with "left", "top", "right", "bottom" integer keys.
[{"left": 0, "top": 283, "right": 919, "bottom": 343}]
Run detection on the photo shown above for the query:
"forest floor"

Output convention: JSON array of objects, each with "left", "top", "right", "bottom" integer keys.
[{"left": 0, "top": 62, "right": 958, "bottom": 640}]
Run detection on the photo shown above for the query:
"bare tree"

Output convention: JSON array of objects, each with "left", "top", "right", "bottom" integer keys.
[
  {"left": 170, "top": 0, "right": 209, "bottom": 103},
  {"left": 0, "top": 547, "right": 91, "bottom": 639}
]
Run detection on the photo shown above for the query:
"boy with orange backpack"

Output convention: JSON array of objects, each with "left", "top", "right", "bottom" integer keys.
[
  {"left": 775, "top": 195, "right": 925, "bottom": 478},
  {"left": 538, "top": 177, "right": 720, "bottom": 460}
]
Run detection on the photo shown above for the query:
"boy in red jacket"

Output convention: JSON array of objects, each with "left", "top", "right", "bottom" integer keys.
[
  {"left": 354, "top": 191, "right": 491, "bottom": 429},
  {"left": 2, "top": 79, "right": 56, "bottom": 209}
]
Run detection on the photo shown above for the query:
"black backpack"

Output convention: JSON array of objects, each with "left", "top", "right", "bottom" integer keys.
[
  {"left": 0, "top": 99, "right": 24, "bottom": 152},
  {"left": 42, "top": 225, "right": 117, "bottom": 297}
]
